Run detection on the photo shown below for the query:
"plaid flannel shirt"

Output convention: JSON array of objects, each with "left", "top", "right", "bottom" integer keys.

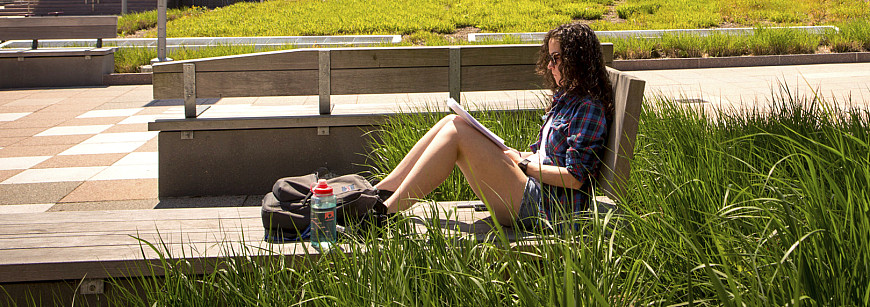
[{"left": 529, "top": 91, "right": 608, "bottom": 220}]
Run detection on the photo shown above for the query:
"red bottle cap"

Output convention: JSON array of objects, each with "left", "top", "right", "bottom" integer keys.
[{"left": 312, "top": 179, "right": 333, "bottom": 196}]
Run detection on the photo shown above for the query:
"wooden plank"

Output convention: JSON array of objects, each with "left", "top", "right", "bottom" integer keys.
[
  {"left": 460, "top": 45, "right": 540, "bottom": 66},
  {"left": 0, "top": 207, "right": 260, "bottom": 225},
  {"left": 184, "top": 63, "right": 197, "bottom": 118},
  {"left": 460, "top": 64, "right": 543, "bottom": 92},
  {"left": 147, "top": 114, "right": 386, "bottom": 132},
  {"left": 598, "top": 69, "right": 645, "bottom": 200},
  {"left": 0, "top": 229, "right": 265, "bottom": 250},
  {"left": 0, "top": 226, "right": 264, "bottom": 241},
  {"left": 449, "top": 47, "right": 461, "bottom": 101},
  {"left": 0, "top": 16, "right": 117, "bottom": 27},
  {"left": 0, "top": 218, "right": 260, "bottom": 237},
  {"left": 153, "top": 70, "right": 319, "bottom": 99},
  {"left": 151, "top": 49, "right": 318, "bottom": 73},
  {"left": 331, "top": 67, "right": 449, "bottom": 95},
  {"left": 0, "top": 202, "right": 516, "bottom": 283},
  {"left": 319, "top": 49, "right": 331, "bottom": 115},
  {"left": 0, "top": 25, "right": 117, "bottom": 40},
  {"left": 0, "top": 240, "right": 321, "bottom": 283},
  {"left": 330, "top": 47, "right": 448, "bottom": 69}
]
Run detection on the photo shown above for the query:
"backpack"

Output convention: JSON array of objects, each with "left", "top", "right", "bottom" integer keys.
[{"left": 261, "top": 173, "right": 387, "bottom": 241}]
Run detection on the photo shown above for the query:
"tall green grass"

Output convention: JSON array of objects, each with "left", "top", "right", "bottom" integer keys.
[
  {"left": 117, "top": 6, "right": 207, "bottom": 36},
  {"left": 605, "top": 27, "right": 824, "bottom": 59},
  {"left": 153, "top": 0, "right": 867, "bottom": 37},
  {"left": 98, "top": 88, "right": 869, "bottom": 306}
]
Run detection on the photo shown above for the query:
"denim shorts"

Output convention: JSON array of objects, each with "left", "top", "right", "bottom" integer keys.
[{"left": 516, "top": 177, "right": 547, "bottom": 230}]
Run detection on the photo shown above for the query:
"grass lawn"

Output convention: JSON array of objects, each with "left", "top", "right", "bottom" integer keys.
[{"left": 111, "top": 0, "right": 870, "bottom": 73}]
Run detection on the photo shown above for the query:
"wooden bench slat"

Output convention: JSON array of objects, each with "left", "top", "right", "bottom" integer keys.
[
  {"left": 0, "top": 229, "right": 264, "bottom": 251},
  {"left": 331, "top": 67, "right": 448, "bottom": 95},
  {"left": 0, "top": 226, "right": 263, "bottom": 240},
  {"left": 0, "top": 240, "right": 317, "bottom": 283},
  {"left": 0, "top": 207, "right": 260, "bottom": 224},
  {"left": 0, "top": 16, "right": 117, "bottom": 41},
  {"left": 153, "top": 70, "right": 320, "bottom": 99},
  {"left": 331, "top": 47, "right": 448, "bottom": 69},
  {"left": 0, "top": 218, "right": 259, "bottom": 236},
  {"left": 459, "top": 44, "right": 539, "bottom": 66},
  {"left": 460, "top": 64, "right": 541, "bottom": 91},
  {"left": 152, "top": 50, "right": 319, "bottom": 73}
]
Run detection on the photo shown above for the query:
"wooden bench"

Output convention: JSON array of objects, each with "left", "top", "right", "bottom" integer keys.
[
  {"left": 0, "top": 16, "right": 117, "bottom": 88},
  {"left": 147, "top": 44, "right": 627, "bottom": 198}
]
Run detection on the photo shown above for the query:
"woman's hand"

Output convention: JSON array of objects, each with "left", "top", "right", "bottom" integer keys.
[{"left": 503, "top": 148, "right": 524, "bottom": 164}]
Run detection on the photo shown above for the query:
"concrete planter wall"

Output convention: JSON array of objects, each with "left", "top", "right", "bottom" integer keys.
[{"left": 0, "top": 48, "right": 115, "bottom": 88}]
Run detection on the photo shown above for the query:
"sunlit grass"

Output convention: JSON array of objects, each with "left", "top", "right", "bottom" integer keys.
[{"left": 97, "top": 87, "right": 870, "bottom": 305}]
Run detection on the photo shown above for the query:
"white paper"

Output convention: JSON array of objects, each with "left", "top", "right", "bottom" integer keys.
[{"left": 446, "top": 98, "right": 509, "bottom": 150}]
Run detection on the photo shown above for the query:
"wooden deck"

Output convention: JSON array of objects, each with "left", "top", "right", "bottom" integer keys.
[{"left": 0, "top": 201, "right": 535, "bottom": 284}]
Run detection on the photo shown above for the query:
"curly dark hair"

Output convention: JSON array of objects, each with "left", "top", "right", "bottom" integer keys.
[{"left": 536, "top": 23, "right": 614, "bottom": 122}]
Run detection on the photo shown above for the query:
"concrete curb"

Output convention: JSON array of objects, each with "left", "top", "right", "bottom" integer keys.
[
  {"left": 105, "top": 52, "right": 870, "bottom": 85},
  {"left": 103, "top": 73, "right": 152, "bottom": 85},
  {"left": 614, "top": 52, "right": 870, "bottom": 71}
]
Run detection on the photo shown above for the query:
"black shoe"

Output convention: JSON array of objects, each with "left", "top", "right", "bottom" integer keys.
[{"left": 377, "top": 189, "right": 394, "bottom": 201}]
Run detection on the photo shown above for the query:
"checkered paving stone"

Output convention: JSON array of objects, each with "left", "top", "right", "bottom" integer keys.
[{"left": 0, "top": 86, "right": 174, "bottom": 212}]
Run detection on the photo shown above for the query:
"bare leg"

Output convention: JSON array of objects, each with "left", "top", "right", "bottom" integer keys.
[
  {"left": 375, "top": 115, "right": 454, "bottom": 192},
  {"left": 384, "top": 115, "right": 527, "bottom": 225}
]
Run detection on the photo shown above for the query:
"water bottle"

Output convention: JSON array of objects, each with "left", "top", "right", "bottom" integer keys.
[{"left": 311, "top": 179, "right": 336, "bottom": 251}]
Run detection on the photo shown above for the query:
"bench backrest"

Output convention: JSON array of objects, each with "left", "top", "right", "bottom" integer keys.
[
  {"left": 0, "top": 16, "right": 117, "bottom": 41},
  {"left": 152, "top": 44, "right": 614, "bottom": 101},
  {"left": 598, "top": 68, "right": 645, "bottom": 201}
]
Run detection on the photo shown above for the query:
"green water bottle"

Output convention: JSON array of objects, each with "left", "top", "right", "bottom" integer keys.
[{"left": 311, "top": 179, "right": 336, "bottom": 251}]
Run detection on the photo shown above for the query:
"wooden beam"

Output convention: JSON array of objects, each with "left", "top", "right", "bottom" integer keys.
[
  {"left": 183, "top": 63, "right": 196, "bottom": 118},
  {"left": 449, "top": 47, "right": 461, "bottom": 102},
  {"left": 319, "top": 49, "right": 332, "bottom": 115}
]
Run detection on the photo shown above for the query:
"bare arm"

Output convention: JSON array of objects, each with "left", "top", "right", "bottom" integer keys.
[
  {"left": 525, "top": 162, "right": 583, "bottom": 190},
  {"left": 504, "top": 149, "right": 583, "bottom": 190}
]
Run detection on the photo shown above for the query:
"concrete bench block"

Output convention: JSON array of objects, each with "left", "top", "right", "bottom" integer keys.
[{"left": 0, "top": 48, "right": 115, "bottom": 88}]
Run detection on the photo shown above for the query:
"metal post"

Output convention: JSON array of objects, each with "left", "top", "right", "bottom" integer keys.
[
  {"left": 157, "top": 0, "right": 167, "bottom": 61},
  {"left": 448, "top": 47, "right": 461, "bottom": 103},
  {"left": 121, "top": 0, "right": 127, "bottom": 15},
  {"left": 150, "top": 0, "right": 172, "bottom": 64},
  {"left": 318, "top": 50, "right": 331, "bottom": 115},
  {"left": 183, "top": 63, "right": 196, "bottom": 118}
]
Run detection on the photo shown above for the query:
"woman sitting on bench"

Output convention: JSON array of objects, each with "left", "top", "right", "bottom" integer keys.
[{"left": 375, "top": 22, "right": 613, "bottom": 229}]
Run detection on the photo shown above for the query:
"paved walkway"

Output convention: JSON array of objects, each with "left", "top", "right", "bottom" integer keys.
[{"left": 1, "top": 62, "right": 869, "bottom": 213}]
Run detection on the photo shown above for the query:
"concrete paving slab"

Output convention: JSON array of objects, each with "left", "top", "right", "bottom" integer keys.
[
  {"left": 0, "top": 144, "right": 76, "bottom": 158},
  {"left": 0, "top": 182, "right": 81, "bottom": 205},
  {"left": 2, "top": 117, "right": 68, "bottom": 129},
  {"left": 0, "top": 105, "right": 48, "bottom": 113},
  {"left": 0, "top": 170, "right": 23, "bottom": 183},
  {"left": 59, "top": 179, "right": 158, "bottom": 202},
  {"left": 0, "top": 203, "right": 53, "bottom": 214},
  {"left": 48, "top": 199, "right": 159, "bottom": 211},
  {"left": 0, "top": 137, "right": 25, "bottom": 147},
  {"left": 16, "top": 135, "right": 92, "bottom": 146},
  {"left": 154, "top": 196, "right": 247, "bottom": 209},
  {"left": 32, "top": 153, "right": 126, "bottom": 169},
  {"left": 0, "top": 128, "right": 47, "bottom": 139},
  {"left": 60, "top": 116, "right": 126, "bottom": 126}
]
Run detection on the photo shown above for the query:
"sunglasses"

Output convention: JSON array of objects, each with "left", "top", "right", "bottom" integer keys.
[
  {"left": 547, "top": 52, "right": 562, "bottom": 65},
  {"left": 548, "top": 52, "right": 562, "bottom": 64}
]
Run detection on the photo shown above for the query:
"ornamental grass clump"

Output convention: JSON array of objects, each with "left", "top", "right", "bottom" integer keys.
[{"left": 90, "top": 87, "right": 868, "bottom": 306}]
